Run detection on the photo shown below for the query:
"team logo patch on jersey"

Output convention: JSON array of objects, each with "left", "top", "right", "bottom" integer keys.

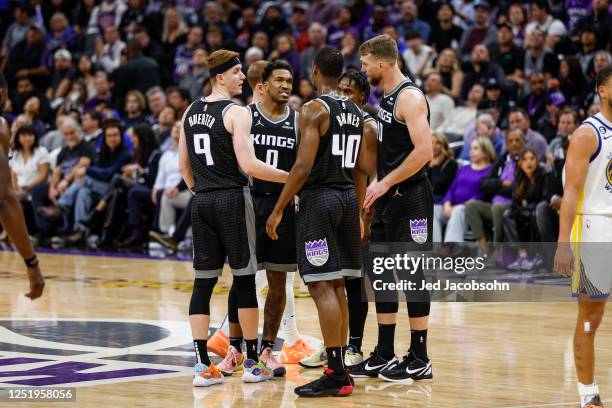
[
  {"left": 305, "top": 238, "right": 329, "bottom": 266},
  {"left": 410, "top": 219, "right": 428, "bottom": 244}
]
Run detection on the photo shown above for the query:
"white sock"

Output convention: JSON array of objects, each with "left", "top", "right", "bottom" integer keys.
[
  {"left": 279, "top": 272, "right": 301, "bottom": 345},
  {"left": 218, "top": 314, "right": 229, "bottom": 336},
  {"left": 578, "top": 382, "right": 599, "bottom": 407}
]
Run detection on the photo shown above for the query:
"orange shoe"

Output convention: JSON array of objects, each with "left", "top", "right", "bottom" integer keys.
[
  {"left": 207, "top": 330, "right": 229, "bottom": 358},
  {"left": 192, "top": 362, "right": 224, "bottom": 387},
  {"left": 281, "top": 339, "right": 315, "bottom": 364}
]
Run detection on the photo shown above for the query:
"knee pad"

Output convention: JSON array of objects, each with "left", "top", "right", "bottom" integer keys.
[
  {"left": 407, "top": 301, "right": 430, "bottom": 318},
  {"left": 228, "top": 284, "right": 239, "bottom": 324},
  {"left": 375, "top": 301, "right": 399, "bottom": 314},
  {"left": 189, "top": 277, "right": 218, "bottom": 315},
  {"left": 232, "top": 275, "right": 258, "bottom": 309}
]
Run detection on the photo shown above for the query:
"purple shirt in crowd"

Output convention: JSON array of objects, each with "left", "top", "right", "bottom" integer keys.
[
  {"left": 442, "top": 164, "right": 492, "bottom": 205},
  {"left": 492, "top": 157, "right": 516, "bottom": 205}
]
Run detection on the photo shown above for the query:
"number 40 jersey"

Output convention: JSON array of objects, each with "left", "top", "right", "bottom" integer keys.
[
  {"left": 303, "top": 94, "right": 363, "bottom": 190},
  {"left": 248, "top": 103, "right": 299, "bottom": 195}
]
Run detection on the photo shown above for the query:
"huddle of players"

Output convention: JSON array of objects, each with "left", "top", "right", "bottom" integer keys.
[{"left": 180, "top": 34, "right": 434, "bottom": 397}]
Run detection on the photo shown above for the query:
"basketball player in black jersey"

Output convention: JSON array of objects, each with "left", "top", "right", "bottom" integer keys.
[
  {"left": 337, "top": 70, "right": 378, "bottom": 366},
  {"left": 0, "top": 73, "right": 45, "bottom": 300},
  {"left": 353, "top": 34, "right": 434, "bottom": 384},
  {"left": 266, "top": 48, "right": 370, "bottom": 397},
  {"left": 179, "top": 50, "right": 288, "bottom": 387}
]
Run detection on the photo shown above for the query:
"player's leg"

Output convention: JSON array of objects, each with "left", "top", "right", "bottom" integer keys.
[
  {"left": 575, "top": 298, "right": 606, "bottom": 408},
  {"left": 223, "top": 187, "right": 271, "bottom": 382},
  {"left": 259, "top": 269, "right": 287, "bottom": 376},
  {"left": 190, "top": 194, "right": 224, "bottom": 387},
  {"left": 216, "top": 284, "right": 245, "bottom": 376},
  {"left": 281, "top": 271, "right": 318, "bottom": 364},
  {"left": 344, "top": 277, "right": 368, "bottom": 365}
]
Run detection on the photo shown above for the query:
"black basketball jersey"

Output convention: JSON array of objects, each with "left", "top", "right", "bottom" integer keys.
[
  {"left": 249, "top": 103, "right": 298, "bottom": 195},
  {"left": 184, "top": 98, "right": 248, "bottom": 192},
  {"left": 303, "top": 94, "right": 363, "bottom": 190},
  {"left": 377, "top": 80, "right": 430, "bottom": 186}
]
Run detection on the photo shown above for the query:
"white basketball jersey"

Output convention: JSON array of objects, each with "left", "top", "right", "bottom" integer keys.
[{"left": 576, "top": 112, "right": 612, "bottom": 216}]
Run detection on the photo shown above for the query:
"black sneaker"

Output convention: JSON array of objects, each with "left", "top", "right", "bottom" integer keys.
[
  {"left": 583, "top": 394, "right": 603, "bottom": 408},
  {"left": 348, "top": 347, "right": 398, "bottom": 378},
  {"left": 294, "top": 369, "right": 353, "bottom": 397},
  {"left": 378, "top": 350, "right": 433, "bottom": 383}
]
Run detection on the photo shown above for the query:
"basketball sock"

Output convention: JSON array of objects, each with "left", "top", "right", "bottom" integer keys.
[
  {"left": 245, "top": 339, "right": 258, "bottom": 361},
  {"left": 279, "top": 272, "right": 301, "bottom": 344},
  {"left": 341, "top": 345, "right": 347, "bottom": 361},
  {"left": 219, "top": 315, "right": 230, "bottom": 336},
  {"left": 230, "top": 336, "right": 243, "bottom": 352},
  {"left": 193, "top": 339, "right": 210, "bottom": 366},
  {"left": 260, "top": 339, "right": 275, "bottom": 354},
  {"left": 578, "top": 382, "right": 600, "bottom": 407},
  {"left": 377, "top": 324, "right": 396, "bottom": 360},
  {"left": 410, "top": 329, "right": 429, "bottom": 361},
  {"left": 326, "top": 347, "right": 344, "bottom": 375},
  {"left": 345, "top": 277, "right": 368, "bottom": 353}
]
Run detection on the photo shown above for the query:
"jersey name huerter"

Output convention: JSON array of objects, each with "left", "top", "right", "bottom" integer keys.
[
  {"left": 304, "top": 94, "right": 363, "bottom": 190},
  {"left": 184, "top": 98, "right": 248, "bottom": 192},
  {"left": 249, "top": 103, "right": 298, "bottom": 195},
  {"left": 377, "top": 80, "right": 430, "bottom": 186}
]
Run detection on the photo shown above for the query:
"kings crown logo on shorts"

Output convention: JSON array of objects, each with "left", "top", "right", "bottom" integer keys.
[
  {"left": 410, "top": 218, "right": 428, "bottom": 244},
  {"left": 305, "top": 238, "right": 329, "bottom": 266}
]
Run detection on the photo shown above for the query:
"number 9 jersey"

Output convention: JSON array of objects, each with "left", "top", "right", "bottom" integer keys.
[
  {"left": 184, "top": 98, "right": 248, "bottom": 192},
  {"left": 248, "top": 103, "right": 298, "bottom": 194}
]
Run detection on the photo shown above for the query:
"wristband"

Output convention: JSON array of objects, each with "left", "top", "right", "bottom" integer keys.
[{"left": 24, "top": 255, "right": 39, "bottom": 268}]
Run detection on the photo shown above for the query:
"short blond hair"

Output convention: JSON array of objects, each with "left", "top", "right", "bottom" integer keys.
[
  {"left": 359, "top": 34, "right": 398, "bottom": 63},
  {"left": 247, "top": 60, "right": 270, "bottom": 89}
]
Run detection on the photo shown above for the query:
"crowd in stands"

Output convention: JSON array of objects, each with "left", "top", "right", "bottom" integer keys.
[{"left": 0, "top": 0, "right": 609, "bottom": 269}]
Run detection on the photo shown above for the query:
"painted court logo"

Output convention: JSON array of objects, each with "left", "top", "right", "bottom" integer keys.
[
  {"left": 305, "top": 238, "right": 329, "bottom": 266},
  {"left": 410, "top": 218, "right": 428, "bottom": 244}
]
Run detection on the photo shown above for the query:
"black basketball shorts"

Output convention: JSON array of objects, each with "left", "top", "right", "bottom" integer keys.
[
  {"left": 296, "top": 187, "right": 361, "bottom": 283},
  {"left": 253, "top": 193, "right": 297, "bottom": 271},
  {"left": 191, "top": 186, "right": 257, "bottom": 278}
]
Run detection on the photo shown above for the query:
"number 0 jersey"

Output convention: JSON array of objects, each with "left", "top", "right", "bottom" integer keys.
[
  {"left": 303, "top": 94, "right": 363, "bottom": 190},
  {"left": 184, "top": 98, "right": 248, "bottom": 192},
  {"left": 248, "top": 103, "right": 298, "bottom": 195}
]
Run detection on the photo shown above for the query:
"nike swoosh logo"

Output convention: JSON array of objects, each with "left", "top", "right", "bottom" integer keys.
[
  {"left": 364, "top": 362, "right": 387, "bottom": 370},
  {"left": 603, "top": 135, "right": 612, "bottom": 140},
  {"left": 406, "top": 364, "right": 431, "bottom": 375}
]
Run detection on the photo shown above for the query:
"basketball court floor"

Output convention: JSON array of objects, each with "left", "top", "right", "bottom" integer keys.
[{"left": 0, "top": 248, "right": 610, "bottom": 407}]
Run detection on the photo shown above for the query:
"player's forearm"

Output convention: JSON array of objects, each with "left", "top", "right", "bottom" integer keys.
[
  {"left": 381, "top": 147, "right": 431, "bottom": 188},
  {"left": 249, "top": 160, "right": 288, "bottom": 184},
  {"left": 557, "top": 188, "right": 580, "bottom": 242},
  {"left": 353, "top": 168, "right": 368, "bottom": 212},
  {"left": 0, "top": 193, "right": 36, "bottom": 260},
  {"left": 179, "top": 167, "right": 195, "bottom": 190},
  {"left": 273, "top": 165, "right": 309, "bottom": 213}
]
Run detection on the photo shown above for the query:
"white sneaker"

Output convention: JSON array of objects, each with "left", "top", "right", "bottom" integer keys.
[{"left": 345, "top": 348, "right": 364, "bottom": 366}]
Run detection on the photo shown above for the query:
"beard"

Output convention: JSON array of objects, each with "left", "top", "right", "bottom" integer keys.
[{"left": 368, "top": 74, "right": 381, "bottom": 86}]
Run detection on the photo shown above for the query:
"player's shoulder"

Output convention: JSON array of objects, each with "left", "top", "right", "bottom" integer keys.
[{"left": 396, "top": 84, "right": 426, "bottom": 104}]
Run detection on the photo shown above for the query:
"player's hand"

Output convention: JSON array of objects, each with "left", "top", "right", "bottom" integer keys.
[
  {"left": 266, "top": 209, "right": 283, "bottom": 240},
  {"left": 25, "top": 265, "right": 45, "bottom": 300},
  {"left": 554, "top": 242, "right": 574, "bottom": 277},
  {"left": 364, "top": 180, "right": 390, "bottom": 211}
]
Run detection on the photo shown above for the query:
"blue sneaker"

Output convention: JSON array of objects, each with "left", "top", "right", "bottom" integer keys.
[{"left": 242, "top": 359, "right": 273, "bottom": 383}]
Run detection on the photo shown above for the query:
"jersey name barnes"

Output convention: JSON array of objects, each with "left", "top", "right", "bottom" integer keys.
[
  {"left": 188, "top": 112, "right": 216, "bottom": 128},
  {"left": 336, "top": 111, "right": 361, "bottom": 128}
]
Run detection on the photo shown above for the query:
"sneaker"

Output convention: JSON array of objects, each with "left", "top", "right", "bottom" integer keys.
[
  {"left": 192, "top": 363, "right": 224, "bottom": 387},
  {"left": 348, "top": 347, "right": 398, "bottom": 378},
  {"left": 294, "top": 368, "right": 353, "bottom": 397},
  {"left": 149, "top": 230, "right": 178, "bottom": 251},
  {"left": 299, "top": 346, "right": 327, "bottom": 368},
  {"left": 242, "top": 358, "right": 273, "bottom": 383},
  {"left": 507, "top": 256, "right": 528, "bottom": 271},
  {"left": 378, "top": 350, "right": 432, "bottom": 383},
  {"left": 260, "top": 347, "right": 286, "bottom": 377},
  {"left": 344, "top": 346, "right": 364, "bottom": 366},
  {"left": 281, "top": 339, "right": 314, "bottom": 364},
  {"left": 583, "top": 394, "right": 604, "bottom": 408},
  {"left": 207, "top": 330, "right": 229, "bottom": 358},
  {"left": 217, "top": 345, "right": 244, "bottom": 376}
]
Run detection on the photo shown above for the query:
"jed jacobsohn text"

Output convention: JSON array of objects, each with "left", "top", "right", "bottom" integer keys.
[
  {"left": 372, "top": 279, "right": 511, "bottom": 292},
  {"left": 372, "top": 253, "right": 486, "bottom": 275}
]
